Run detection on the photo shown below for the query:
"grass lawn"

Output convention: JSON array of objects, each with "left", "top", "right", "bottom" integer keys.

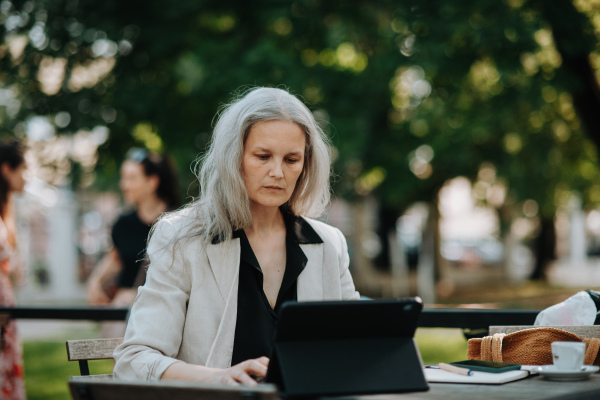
[
  {"left": 415, "top": 328, "right": 468, "bottom": 364},
  {"left": 23, "top": 341, "right": 113, "bottom": 400},
  {"left": 22, "top": 328, "right": 467, "bottom": 400}
]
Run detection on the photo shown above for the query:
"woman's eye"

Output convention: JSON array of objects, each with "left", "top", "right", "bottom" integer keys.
[
  {"left": 257, "top": 155, "right": 269, "bottom": 160},
  {"left": 286, "top": 158, "right": 299, "bottom": 164}
]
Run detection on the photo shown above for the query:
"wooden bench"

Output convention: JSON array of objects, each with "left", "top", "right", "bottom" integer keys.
[{"left": 66, "top": 338, "right": 123, "bottom": 377}]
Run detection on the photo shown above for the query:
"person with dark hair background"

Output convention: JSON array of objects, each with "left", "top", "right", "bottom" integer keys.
[
  {"left": 87, "top": 148, "right": 180, "bottom": 332},
  {"left": 0, "top": 139, "right": 27, "bottom": 400}
]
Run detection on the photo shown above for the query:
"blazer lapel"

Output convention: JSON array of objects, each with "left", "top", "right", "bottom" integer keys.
[
  {"left": 206, "top": 238, "right": 241, "bottom": 302},
  {"left": 297, "top": 243, "right": 324, "bottom": 301}
]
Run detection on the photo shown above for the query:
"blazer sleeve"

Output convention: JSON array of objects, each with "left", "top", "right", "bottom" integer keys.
[
  {"left": 335, "top": 227, "right": 360, "bottom": 300},
  {"left": 113, "top": 217, "right": 192, "bottom": 380}
]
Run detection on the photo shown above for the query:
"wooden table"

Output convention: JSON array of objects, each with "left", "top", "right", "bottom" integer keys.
[
  {"left": 69, "top": 374, "right": 600, "bottom": 400},
  {"left": 327, "top": 375, "right": 600, "bottom": 400}
]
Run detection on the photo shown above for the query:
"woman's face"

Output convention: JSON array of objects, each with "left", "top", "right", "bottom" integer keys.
[
  {"left": 242, "top": 120, "right": 306, "bottom": 211},
  {"left": 120, "top": 160, "right": 159, "bottom": 205},
  {"left": 1, "top": 162, "right": 27, "bottom": 193}
]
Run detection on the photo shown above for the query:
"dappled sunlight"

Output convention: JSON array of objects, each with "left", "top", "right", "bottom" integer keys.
[
  {"left": 557, "top": 92, "right": 578, "bottom": 121},
  {"left": 503, "top": 132, "right": 523, "bottom": 154},
  {"left": 468, "top": 58, "right": 502, "bottom": 98},
  {"left": 589, "top": 52, "right": 600, "bottom": 85},
  {"left": 23, "top": 121, "right": 109, "bottom": 187},
  {"left": 68, "top": 57, "right": 116, "bottom": 92},
  {"left": 36, "top": 56, "right": 66, "bottom": 95},
  {"left": 311, "top": 43, "right": 368, "bottom": 73},
  {"left": 409, "top": 144, "right": 434, "bottom": 179},
  {"left": 132, "top": 122, "right": 163, "bottom": 152},
  {"left": 5, "top": 33, "right": 27, "bottom": 63},
  {"left": 271, "top": 17, "right": 292, "bottom": 36},
  {"left": 199, "top": 12, "right": 236, "bottom": 32},
  {"left": 520, "top": 28, "right": 562, "bottom": 77},
  {"left": 335, "top": 43, "right": 368, "bottom": 73},
  {"left": 390, "top": 65, "right": 432, "bottom": 121},
  {"left": 355, "top": 167, "right": 386, "bottom": 195}
]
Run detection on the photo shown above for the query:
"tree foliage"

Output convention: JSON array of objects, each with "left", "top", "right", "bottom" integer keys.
[{"left": 1, "top": 0, "right": 600, "bottom": 226}]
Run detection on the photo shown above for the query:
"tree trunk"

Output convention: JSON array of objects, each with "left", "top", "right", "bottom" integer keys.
[
  {"left": 388, "top": 229, "right": 411, "bottom": 297},
  {"left": 537, "top": 0, "right": 600, "bottom": 151},
  {"left": 349, "top": 199, "right": 375, "bottom": 293},
  {"left": 417, "top": 202, "right": 441, "bottom": 304},
  {"left": 374, "top": 206, "right": 401, "bottom": 271},
  {"left": 530, "top": 217, "right": 557, "bottom": 280}
]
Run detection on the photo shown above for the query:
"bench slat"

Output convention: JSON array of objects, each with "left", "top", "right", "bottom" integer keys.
[
  {"left": 70, "top": 374, "right": 114, "bottom": 380},
  {"left": 66, "top": 338, "right": 123, "bottom": 361}
]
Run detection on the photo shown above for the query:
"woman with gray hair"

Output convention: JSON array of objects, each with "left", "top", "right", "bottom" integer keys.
[{"left": 113, "top": 87, "right": 359, "bottom": 385}]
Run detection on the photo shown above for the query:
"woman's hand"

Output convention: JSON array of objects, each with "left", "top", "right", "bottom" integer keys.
[
  {"left": 161, "top": 357, "right": 269, "bottom": 386},
  {"left": 86, "top": 249, "right": 122, "bottom": 305},
  {"left": 87, "top": 281, "right": 111, "bottom": 305},
  {"left": 212, "top": 357, "right": 269, "bottom": 386},
  {"left": 111, "top": 288, "right": 137, "bottom": 306}
]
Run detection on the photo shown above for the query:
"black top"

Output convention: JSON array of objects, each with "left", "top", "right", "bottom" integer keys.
[
  {"left": 111, "top": 210, "right": 152, "bottom": 288},
  {"left": 230, "top": 212, "right": 323, "bottom": 366}
]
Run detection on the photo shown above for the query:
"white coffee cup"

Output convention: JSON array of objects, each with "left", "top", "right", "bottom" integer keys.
[{"left": 551, "top": 341, "right": 586, "bottom": 371}]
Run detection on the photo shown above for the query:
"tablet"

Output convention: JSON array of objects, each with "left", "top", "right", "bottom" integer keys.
[{"left": 265, "top": 297, "right": 429, "bottom": 397}]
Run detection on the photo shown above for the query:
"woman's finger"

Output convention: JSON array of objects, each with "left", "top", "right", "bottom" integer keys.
[
  {"left": 241, "top": 359, "right": 268, "bottom": 377},
  {"left": 234, "top": 370, "right": 258, "bottom": 387},
  {"left": 223, "top": 376, "right": 239, "bottom": 387},
  {"left": 255, "top": 356, "right": 270, "bottom": 367}
]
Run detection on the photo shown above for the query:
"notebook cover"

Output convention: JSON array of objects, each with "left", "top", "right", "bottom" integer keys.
[{"left": 424, "top": 368, "right": 530, "bottom": 384}]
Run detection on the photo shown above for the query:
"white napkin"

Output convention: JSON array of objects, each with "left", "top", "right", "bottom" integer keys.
[{"left": 534, "top": 291, "right": 597, "bottom": 326}]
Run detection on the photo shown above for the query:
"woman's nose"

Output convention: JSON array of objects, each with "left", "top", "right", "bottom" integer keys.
[{"left": 268, "top": 161, "right": 284, "bottom": 178}]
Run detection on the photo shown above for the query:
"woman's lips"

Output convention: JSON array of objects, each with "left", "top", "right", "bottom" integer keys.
[{"left": 264, "top": 186, "right": 283, "bottom": 190}]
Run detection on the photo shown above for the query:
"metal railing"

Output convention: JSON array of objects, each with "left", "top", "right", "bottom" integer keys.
[{"left": 0, "top": 306, "right": 539, "bottom": 331}]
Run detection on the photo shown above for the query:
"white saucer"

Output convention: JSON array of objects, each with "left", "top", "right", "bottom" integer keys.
[{"left": 535, "top": 365, "right": 599, "bottom": 381}]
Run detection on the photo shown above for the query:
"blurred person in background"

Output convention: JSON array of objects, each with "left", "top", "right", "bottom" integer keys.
[
  {"left": 87, "top": 148, "right": 180, "bottom": 334},
  {"left": 0, "top": 139, "right": 27, "bottom": 400}
]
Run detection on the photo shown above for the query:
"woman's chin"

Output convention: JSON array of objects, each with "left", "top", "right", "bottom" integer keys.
[{"left": 250, "top": 197, "right": 289, "bottom": 210}]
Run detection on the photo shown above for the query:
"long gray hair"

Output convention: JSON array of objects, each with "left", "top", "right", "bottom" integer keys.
[{"left": 180, "top": 87, "right": 332, "bottom": 244}]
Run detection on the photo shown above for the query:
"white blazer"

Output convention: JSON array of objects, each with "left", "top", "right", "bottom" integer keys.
[{"left": 113, "top": 209, "right": 360, "bottom": 380}]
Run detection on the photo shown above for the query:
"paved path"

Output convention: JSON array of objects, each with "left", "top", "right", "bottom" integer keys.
[
  {"left": 17, "top": 320, "right": 99, "bottom": 341},
  {"left": 546, "top": 258, "right": 600, "bottom": 287}
]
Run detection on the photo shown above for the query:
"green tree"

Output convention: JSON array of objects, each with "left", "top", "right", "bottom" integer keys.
[{"left": 3, "top": 0, "right": 600, "bottom": 282}]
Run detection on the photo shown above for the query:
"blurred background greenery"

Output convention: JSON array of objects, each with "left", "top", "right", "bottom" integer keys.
[
  {"left": 3, "top": 0, "right": 600, "bottom": 299},
  {"left": 4, "top": 0, "right": 600, "bottom": 398}
]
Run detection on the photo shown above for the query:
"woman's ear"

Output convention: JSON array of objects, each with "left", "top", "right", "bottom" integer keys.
[{"left": 148, "top": 174, "right": 160, "bottom": 194}]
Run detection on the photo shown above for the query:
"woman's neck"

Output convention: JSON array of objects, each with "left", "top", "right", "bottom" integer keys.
[
  {"left": 135, "top": 195, "right": 168, "bottom": 225},
  {"left": 245, "top": 205, "right": 285, "bottom": 238},
  {"left": 1, "top": 193, "right": 13, "bottom": 221},
  {"left": 0, "top": 193, "right": 9, "bottom": 222}
]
